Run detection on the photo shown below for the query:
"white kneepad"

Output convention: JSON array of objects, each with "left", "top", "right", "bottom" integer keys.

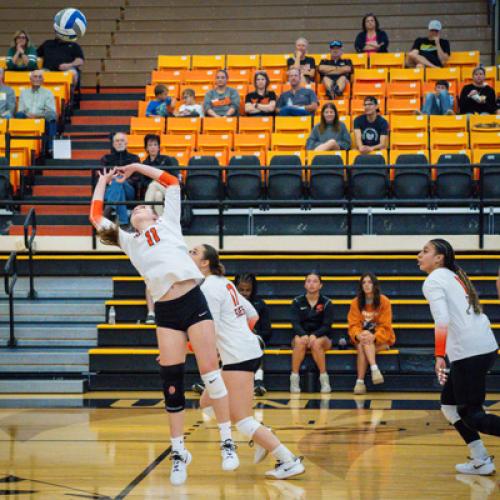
[
  {"left": 441, "top": 404, "right": 460, "bottom": 425},
  {"left": 201, "top": 369, "right": 227, "bottom": 399},
  {"left": 236, "top": 417, "right": 261, "bottom": 439}
]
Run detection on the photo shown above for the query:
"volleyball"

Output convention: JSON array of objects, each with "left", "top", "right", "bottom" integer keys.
[{"left": 53, "top": 8, "right": 87, "bottom": 41}]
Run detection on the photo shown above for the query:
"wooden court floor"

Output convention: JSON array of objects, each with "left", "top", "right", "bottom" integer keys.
[{"left": 0, "top": 391, "right": 499, "bottom": 499}]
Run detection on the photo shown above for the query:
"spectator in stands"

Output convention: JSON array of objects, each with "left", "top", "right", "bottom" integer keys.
[
  {"left": 235, "top": 272, "right": 272, "bottom": 396},
  {"left": 174, "top": 88, "right": 203, "bottom": 117},
  {"left": 146, "top": 84, "right": 175, "bottom": 117},
  {"left": 459, "top": 66, "right": 498, "bottom": 115},
  {"left": 37, "top": 34, "right": 84, "bottom": 84},
  {"left": 6, "top": 30, "right": 38, "bottom": 71},
  {"left": 287, "top": 37, "right": 316, "bottom": 84},
  {"left": 348, "top": 273, "right": 395, "bottom": 395},
  {"left": 0, "top": 69, "right": 16, "bottom": 119},
  {"left": 306, "top": 102, "right": 351, "bottom": 151},
  {"left": 276, "top": 68, "right": 318, "bottom": 116},
  {"left": 290, "top": 272, "right": 334, "bottom": 394},
  {"left": 100, "top": 132, "right": 141, "bottom": 227},
  {"left": 204, "top": 69, "right": 240, "bottom": 117},
  {"left": 318, "top": 41, "right": 353, "bottom": 99},
  {"left": 418, "top": 80, "right": 454, "bottom": 115},
  {"left": 353, "top": 96, "right": 389, "bottom": 154},
  {"left": 406, "top": 20, "right": 450, "bottom": 68},
  {"left": 354, "top": 14, "right": 389, "bottom": 54},
  {"left": 16, "top": 70, "right": 57, "bottom": 151},
  {"left": 244, "top": 71, "right": 277, "bottom": 116}
]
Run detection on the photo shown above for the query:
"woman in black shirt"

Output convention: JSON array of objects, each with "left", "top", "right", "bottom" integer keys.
[
  {"left": 290, "top": 272, "right": 334, "bottom": 393},
  {"left": 244, "top": 71, "right": 276, "bottom": 116}
]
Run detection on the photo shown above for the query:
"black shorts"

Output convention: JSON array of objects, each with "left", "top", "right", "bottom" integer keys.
[
  {"left": 223, "top": 356, "right": 262, "bottom": 373},
  {"left": 154, "top": 285, "right": 213, "bottom": 332}
]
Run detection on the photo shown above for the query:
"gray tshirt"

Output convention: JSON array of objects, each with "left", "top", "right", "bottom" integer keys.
[
  {"left": 203, "top": 87, "right": 240, "bottom": 116},
  {"left": 0, "top": 84, "right": 16, "bottom": 117},
  {"left": 306, "top": 123, "right": 351, "bottom": 150}
]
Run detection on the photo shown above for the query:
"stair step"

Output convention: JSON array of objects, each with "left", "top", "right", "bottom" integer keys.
[
  {"left": 35, "top": 176, "right": 91, "bottom": 186},
  {"left": 80, "top": 100, "right": 139, "bottom": 111},
  {"left": 72, "top": 150, "right": 108, "bottom": 160},
  {"left": 44, "top": 159, "right": 99, "bottom": 166},
  {"left": 12, "top": 214, "right": 89, "bottom": 225},
  {"left": 71, "top": 116, "right": 131, "bottom": 126},
  {"left": 9, "top": 225, "right": 93, "bottom": 236},
  {"left": 0, "top": 379, "right": 85, "bottom": 393},
  {"left": 43, "top": 169, "right": 91, "bottom": 177},
  {"left": 33, "top": 185, "right": 91, "bottom": 196},
  {"left": 81, "top": 87, "right": 143, "bottom": 94},
  {"left": 70, "top": 141, "right": 110, "bottom": 150},
  {"left": 0, "top": 300, "right": 105, "bottom": 316},
  {"left": 73, "top": 109, "right": 137, "bottom": 117},
  {"left": 0, "top": 349, "right": 88, "bottom": 367},
  {"left": 21, "top": 205, "right": 89, "bottom": 215},
  {"left": 82, "top": 93, "right": 144, "bottom": 101},
  {"left": 67, "top": 125, "right": 128, "bottom": 134}
]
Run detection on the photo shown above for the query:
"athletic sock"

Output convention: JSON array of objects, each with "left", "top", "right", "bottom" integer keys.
[
  {"left": 255, "top": 368, "right": 264, "bottom": 381},
  {"left": 218, "top": 421, "right": 232, "bottom": 442},
  {"left": 271, "top": 444, "right": 294, "bottom": 463},
  {"left": 370, "top": 365, "right": 379, "bottom": 371},
  {"left": 356, "top": 379, "right": 364, "bottom": 384},
  {"left": 468, "top": 439, "right": 489, "bottom": 460},
  {"left": 171, "top": 436, "right": 185, "bottom": 454}
]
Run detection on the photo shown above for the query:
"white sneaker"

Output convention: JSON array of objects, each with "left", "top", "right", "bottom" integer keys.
[
  {"left": 371, "top": 368, "right": 384, "bottom": 385},
  {"left": 170, "top": 449, "right": 192, "bottom": 486},
  {"left": 290, "top": 373, "right": 300, "bottom": 393},
  {"left": 319, "top": 373, "right": 331, "bottom": 393},
  {"left": 265, "top": 456, "right": 305, "bottom": 479},
  {"left": 221, "top": 439, "right": 240, "bottom": 471},
  {"left": 455, "top": 456, "right": 496, "bottom": 475},
  {"left": 353, "top": 380, "right": 367, "bottom": 395}
]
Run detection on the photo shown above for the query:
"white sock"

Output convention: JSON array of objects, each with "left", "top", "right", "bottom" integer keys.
[
  {"left": 371, "top": 365, "right": 379, "bottom": 371},
  {"left": 255, "top": 368, "right": 264, "bottom": 381},
  {"left": 320, "top": 372, "right": 328, "bottom": 379},
  {"left": 291, "top": 372, "right": 299, "bottom": 379},
  {"left": 356, "top": 379, "right": 364, "bottom": 384},
  {"left": 271, "top": 444, "right": 294, "bottom": 463},
  {"left": 218, "top": 421, "right": 232, "bottom": 442},
  {"left": 468, "top": 439, "right": 489, "bottom": 460},
  {"left": 171, "top": 436, "right": 185, "bottom": 453},
  {"left": 201, "top": 405, "right": 215, "bottom": 422}
]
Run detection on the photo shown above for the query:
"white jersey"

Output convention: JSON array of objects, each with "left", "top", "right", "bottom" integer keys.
[
  {"left": 422, "top": 267, "right": 498, "bottom": 362},
  {"left": 104, "top": 184, "right": 203, "bottom": 302},
  {"left": 201, "top": 275, "right": 263, "bottom": 366}
]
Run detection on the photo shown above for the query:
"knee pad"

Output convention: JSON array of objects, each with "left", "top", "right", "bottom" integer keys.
[
  {"left": 441, "top": 404, "right": 460, "bottom": 425},
  {"left": 159, "top": 364, "right": 185, "bottom": 413},
  {"left": 458, "top": 404, "right": 486, "bottom": 430},
  {"left": 201, "top": 369, "right": 227, "bottom": 399},
  {"left": 236, "top": 417, "right": 261, "bottom": 439}
]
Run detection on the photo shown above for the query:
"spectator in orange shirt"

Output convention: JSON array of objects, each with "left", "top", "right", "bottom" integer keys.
[{"left": 348, "top": 273, "right": 395, "bottom": 395}]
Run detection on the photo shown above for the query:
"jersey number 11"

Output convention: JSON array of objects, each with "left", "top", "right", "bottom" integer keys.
[{"left": 145, "top": 228, "right": 160, "bottom": 247}]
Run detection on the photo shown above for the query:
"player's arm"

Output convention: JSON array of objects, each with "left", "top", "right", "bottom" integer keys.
[
  {"left": 89, "top": 169, "right": 117, "bottom": 230},
  {"left": 115, "top": 163, "right": 179, "bottom": 187},
  {"left": 239, "top": 293, "right": 259, "bottom": 331}
]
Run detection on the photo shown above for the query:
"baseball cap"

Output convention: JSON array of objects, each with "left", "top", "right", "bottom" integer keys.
[
  {"left": 428, "top": 20, "right": 442, "bottom": 31},
  {"left": 329, "top": 40, "right": 343, "bottom": 48}
]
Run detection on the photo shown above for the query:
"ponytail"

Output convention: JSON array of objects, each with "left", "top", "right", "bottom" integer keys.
[
  {"left": 97, "top": 225, "right": 121, "bottom": 247},
  {"left": 202, "top": 244, "right": 225, "bottom": 276}
]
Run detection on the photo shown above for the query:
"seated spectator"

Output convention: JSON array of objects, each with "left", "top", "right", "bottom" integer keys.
[
  {"left": 318, "top": 41, "right": 353, "bottom": 99},
  {"left": 146, "top": 84, "right": 175, "bottom": 117},
  {"left": 353, "top": 96, "right": 389, "bottom": 154},
  {"left": 406, "top": 20, "right": 450, "bottom": 68},
  {"left": 235, "top": 272, "right": 272, "bottom": 396},
  {"left": 287, "top": 37, "right": 316, "bottom": 84},
  {"left": 290, "top": 272, "right": 334, "bottom": 394},
  {"left": 37, "top": 34, "right": 84, "bottom": 84},
  {"left": 348, "top": 273, "right": 395, "bottom": 395},
  {"left": 354, "top": 14, "right": 389, "bottom": 54},
  {"left": 459, "top": 66, "right": 497, "bottom": 115},
  {"left": 276, "top": 68, "right": 318, "bottom": 116},
  {"left": 16, "top": 70, "right": 57, "bottom": 151},
  {"left": 203, "top": 69, "right": 240, "bottom": 117},
  {"left": 6, "top": 30, "right": 38, "bottom": 71},
  {"left": 244, "top": 71, "right": 277, "bottom": 116},
  {"left": 0, "top": 69, "right": 16, "bottom": 119},
  {"left": 100, "top": 132, "right": 140, "bottom": 227},
  {"left": 174, "top": 88, "right": 203, "bottom": 117},
  {"left": 306, "top": 102, "right": 351, "bottom": 151},
  {"left": 418, "top": 80, "right": 454, "bottom": 115}
]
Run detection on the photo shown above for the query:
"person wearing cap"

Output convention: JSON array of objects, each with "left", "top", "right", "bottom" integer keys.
[
  {"left": 318, "top": 41, "right": 353, "bottom": 99},
  {"left": 459, "top": 66, "right": 498, "bottom": 115},
  {"left": 276, "top": 68, "right": 318, "bottom": 116},
  {"left": 353, "top": 96, "right": 389, "bottom": 154},
  {"left": 287, "top": 37, "right": 316, "bottom": 84},
  {"left": 407, "top": 20, "right": 450, "bottom": 68}
]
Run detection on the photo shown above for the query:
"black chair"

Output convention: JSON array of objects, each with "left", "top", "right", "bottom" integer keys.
[
  {"left": 309, "top": 155, "right": 345, "bottom": 200},
  {"left": 435, "top": 154, "right": 473, "bottom": 199},
  {"left": 350, "top": 155, "right": 388, "bottom": 199},
  {"left": 480, "top": 153, "right": 500, "bottom": 201},
  {"left": 353, "top": 154, "right": 386, "bottom": 166},
  {"left": 226, "top": 155, "right": 263, "bottom": 201},
  {"left": 185, "top": 156, "right": 222, "bottom": 203},
  {"left": 393, "top": 154, "right": 431, "bottom": 199},
  {"left": 268, "top": 155, "right": 304, "bottom": 200}
]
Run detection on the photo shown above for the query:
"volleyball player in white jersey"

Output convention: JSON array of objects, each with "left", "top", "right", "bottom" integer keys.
[
  {"left": 190, "top": 244, "right": 305, "bottom": 479},
  {"left": 418, "top": 239, "right": 500, "bottom": 475},
  {"left": 89, "top": 165, "right": 237, "bottom": 486}
]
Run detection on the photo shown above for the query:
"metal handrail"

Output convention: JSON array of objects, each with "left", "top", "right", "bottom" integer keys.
[
  {"left": 4, "top": 252, "right": 18, "bottom": 348},
  {"left": 23, "top": 208, "right": 37, "bottom": 299}
]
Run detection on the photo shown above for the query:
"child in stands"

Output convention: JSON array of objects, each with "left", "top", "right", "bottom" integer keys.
[{"left": 146, "top": 84, "right": 175, "bottom": 117}]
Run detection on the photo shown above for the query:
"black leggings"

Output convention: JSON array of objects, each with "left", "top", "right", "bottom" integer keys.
[{"left": 441, "top": 350, "right": 500, "bottom": 437}]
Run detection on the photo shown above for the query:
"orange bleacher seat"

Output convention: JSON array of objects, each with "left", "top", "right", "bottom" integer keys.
[
  {"left": 197, "top": 134, "right": 232, "bottom": 163},
  {"left": 354, "top": 68, "right": 388, "bottom": 83},
  {"left": 267, "top": 82, "right": 283, "bottom": 95},
  {"left": 162, "top": 133, "right": 197, "bottom": 154},
  {"left": 183, "top": 69, "right": 218, "bottom": 85},
  {"left": 271, "top": 132, "right": 307, "bottom": 152},
  {"left": 0, "top": 134, "right": 33, "bottom": 190},
  {"left": 317, "top": 81, "right": 351, "bottom": 99},
  {"left": 469, "top": 114, "right": 500, "bottom": 132},
  {"left": 137, "top": 101, "right": 148, "bottom": 117},
  {"left": 348, "top": 149, "right": 387, "bottom": 165},
  {"left": 390, "top": 131, "right": 428, "bottom": 150},
  {"left": 233, "top": 133, "right": 268, "bottom": 163},
  {"left": 313, "top": 114, "right": 351, "bottom": 131},
  {"left": 226, "top": 54, "right": 260, "bottom": 70},
  {"left": 261, "top": 54, "right": 290, "bottom": 83},
  {"left": 391, "top": 114, "right": 428, "bottom": 133},
  {"left": 307, "top": 149, "right": 347, "bottom": 165},
  {"left": 430, "top": 132, "right": 469, "bottom": 151},
  {"left": 352, "top": 82, "right": 386, "bottom": 101},
  {"left": 387, "top": 81, "right": 421, "bottom": 100},
  {"left": 461, "top": 66, "right": 496, "bottom": 88},
  {"left": 343, "top": 53, "right": 368, "bottom": 69},
  {"left": 47, "top": 85, "right": 66, "bottom": 115},
  {"left": 191, "top": 55, "right": 225, "bottom": 70},
  {"left": 447, "top": 51, "right": 480, "bottom": 69},
  {"left": 370, "top": 52, "right": 405, "bottom": 69},
  {"left": 386, "top": 98, "right": 420, "bottom": 115},
  {"left": 227, "top": 69, "right": 252, "bottom": 84},
  {"left": 275, "top": 116, "right": 312, "bottom": 135},
  {"left": 426, "top": 67, "right": 460, "bottom": 88},
  {"left": 429, "top": 115, "right": 467, "bottom": 134},
  {"left": 179, "top": 84, "right": 211, "bottom": 103},
  {"left": 151, "top": 69, "right": 185, "bottom": 85},
  {"left": 0, "top": 58, "right": 5, "bottom": 70},
  {"left": 125, "top": 135, "right": 145, "bottom": 156},
  {"left": 130, "top": 116, "right": 165, "bottom": 135},
  {"left": 496, "top": 81, "right": 500, "bottom": 97},
  {"left": 470, "top": 131, "right": 500, "bottom": 150},
  {"left": 310, "top": 53, "right": 329, "bottom": 67},
  {"left": 351, "top": 98, "right": 386, "bottom": 115},
  {"left": 316, "top": 98, "right": 349, "bottom": 115},
  {"left": 8, "top": 118, "right": 45, "bottom": 156},
  {"left": 0, "top": 118, "right": 7, "bottom": 134},
  {"left": 167, "top": 117, "right": 202, "bottom": 136},
  {"left": 42, "top": 71, "right": 73, "bottom": 100},
  {"left": 158, "top": 55, "right": 190, "bottom": 70},
  {"left": 390, "top": 67, "right": 424, "bottom": 83},
  {"left": 146, "top": 83, "right": 179, "bottom": 100},
  {"left": 203, "top": 117, "right": 237, "bottom": 142},
  {"left": 239, "top": 116, "right": 273, "bottom": 146}
]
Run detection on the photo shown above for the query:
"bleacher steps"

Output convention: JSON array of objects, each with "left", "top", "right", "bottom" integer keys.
[{"left": 0, "top": 379, "right": 85, "bottom": 394}]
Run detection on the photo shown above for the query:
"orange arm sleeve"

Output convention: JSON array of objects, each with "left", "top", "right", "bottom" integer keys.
[
  {"left": 248, "top": 317, "right": 258, "bottom": 331},
  {"left": 374, "top": 296, "right": 395, "bottom": 346},
  {"left": 89, "top": 199, "right": 103, "bottom": 229},
  {"left": 347, "top": 300, "right": 364, "bottom": 344},
  {"left": 157, "top": 172, "right": 179, "bottom": 187},
  {"left": 435, "top": 325, "right": 447, "bottom": 357}
]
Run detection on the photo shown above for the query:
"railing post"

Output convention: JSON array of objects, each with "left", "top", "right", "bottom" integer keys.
[
  {"left": 346, "top": 166, "right": 352, "bottom": 250},
  {"left": 23, "top": 208, "right": 37, "bottom": 299},
  {"left": 478, "top": 163, "right": 484, "bottom": 249},
  {"left": 218, "top": 165, "right": 224, "bottom": 249},
  {"left": 4, "top": 252, "right": 18, "bottom": 348}
]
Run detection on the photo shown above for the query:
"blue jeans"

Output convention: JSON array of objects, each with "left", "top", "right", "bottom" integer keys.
[
  {"left": 421, "top": 92, "right": 454, "bottom": 115},
  {"left": 105, "top": 179, "right": 135, "bottom": 225},
  {"left": 278, "top": 106, "right": 311, "bottom": 116}
]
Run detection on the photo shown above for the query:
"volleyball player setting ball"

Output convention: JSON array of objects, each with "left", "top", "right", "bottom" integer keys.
[
  {"left": 89, "top": 165, "right": 237, "bottom": 486},
  {"left": 190, "top": 244, "right": 305, "bottom": 479},
  {"left": 418, "top": 239, "right": 500, "bottom": 475}
]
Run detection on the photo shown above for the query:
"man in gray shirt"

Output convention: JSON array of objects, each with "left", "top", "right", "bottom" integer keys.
[
  {"left": 276, "top": 68, "right": 318, "bottom": 116},
  {"left": 0, "top": 69, "right": 16, "bottom": 118}
]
